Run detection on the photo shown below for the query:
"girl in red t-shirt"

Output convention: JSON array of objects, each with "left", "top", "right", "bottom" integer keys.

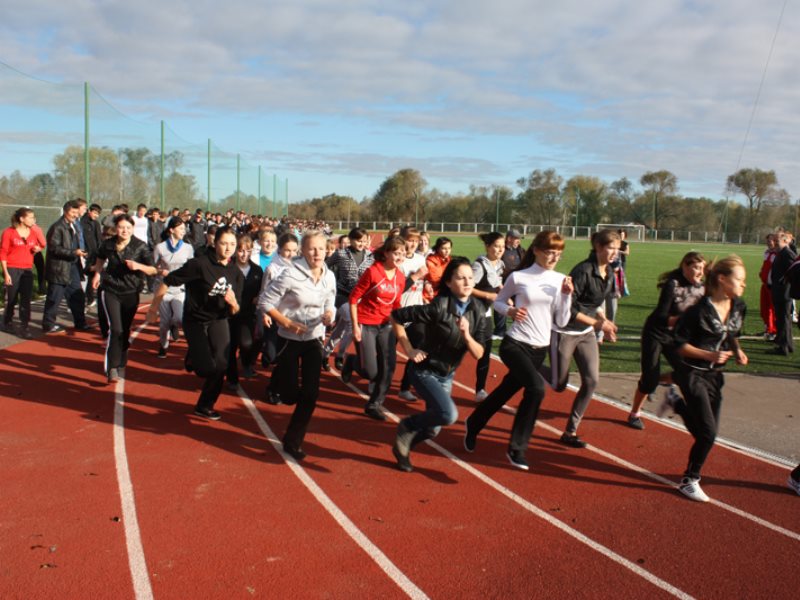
[
  {"left": 341, "top": 237, "right": 406, "bottom": 420},
  {"left": 1, "top": 208, "right": 45, "bottom": 338}
]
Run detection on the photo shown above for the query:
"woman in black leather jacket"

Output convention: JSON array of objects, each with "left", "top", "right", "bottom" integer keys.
[{"left": 389, "top": 256, "right": 490, "bottom": 472}]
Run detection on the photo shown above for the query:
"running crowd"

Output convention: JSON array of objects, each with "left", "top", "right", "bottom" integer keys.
[{"left": 1, "top": 200, "right": 798, "bottom": 503}]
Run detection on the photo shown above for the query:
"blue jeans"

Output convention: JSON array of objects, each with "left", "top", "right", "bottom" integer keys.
[{"left": 403, "top": 364, "right": 458, "bottom": 445}]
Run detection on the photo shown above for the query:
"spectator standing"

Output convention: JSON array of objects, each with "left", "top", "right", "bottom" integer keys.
[
  {"left": 1, "top": 208, "right": 45, "bottom": 339},
  {"left": 759, "top": 233, "right": 778, "bottom": 340},
  {"left": 769, "top": 231, "right": 796, "bottom": 355}
]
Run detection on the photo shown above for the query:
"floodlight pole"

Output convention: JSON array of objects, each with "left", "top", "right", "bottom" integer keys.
[
  {"left": 160, "top": 120, "right": 165, "bottom": 211},
  {"left": 84, "top": 82, "right": 90, "bottom": 203}
]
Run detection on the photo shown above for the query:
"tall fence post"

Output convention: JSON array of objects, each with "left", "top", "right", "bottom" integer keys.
[
  {"left": 207, "top": 139, "right": 211, "bottom": 212},
  {"left": 84, "top": 82, "right": 90, "bottom": 203},
  {"left": 160, "top": 120, "right": 165, "bottom": 211}
]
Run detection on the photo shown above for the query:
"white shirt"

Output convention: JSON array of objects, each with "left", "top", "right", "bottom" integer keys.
[
  {"left": 132, "top": 215, "right": 149, "bottom": 243},
  {"left": 494, "top": 263, "right": 572, "bottom": 347}
]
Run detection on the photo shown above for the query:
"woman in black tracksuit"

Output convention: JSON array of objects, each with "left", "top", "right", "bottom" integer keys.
[
  {"left": 92, "top": 214, "right": 157, "bottom": 383},
  {"left": 226, "top": 235, "right": 263, "bottom": 387},
  {"left": 663, "top": 255, "right": 748, "bottom": 503},
  {"left": 389, "top": 256, "right": 490, "bottom": 472},
  {"left": 163, "top": 227, "right": 243, "bottom": 421}
]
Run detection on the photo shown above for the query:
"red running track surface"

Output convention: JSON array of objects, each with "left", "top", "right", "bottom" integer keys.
[{"left": 1, "top": 311, "right": 797, "bottom": 599}]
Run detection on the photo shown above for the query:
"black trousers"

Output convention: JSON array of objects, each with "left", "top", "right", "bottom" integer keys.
[
  {"left": 772, "top": 285, "right": 794, "bottom": 353},
  {"left": 270, "top": 336, "right": 323, "bottom": 448},
  {"left": 184, "top": 318, "right": 230, "bottom": 411},
  {"left": 227, "top": 315, "right": 258, "bottom": 383},
  {"left": 33, "top": 252, "right": 45, "bottom": 294},
  {"left": 637, "top": 327, "right": 681, "bottom": 395},
  {"left": 674, "top": 369, "right": 724, "bottom": 480},
  {"left": 100, "top": 289, "right": 139, "bottom": 371},
  {"left": 4, "top": 268, "right": 34, "bottom": 327},
  {"left": 468, "top": 336, "right": 548, "bottom": 453}
]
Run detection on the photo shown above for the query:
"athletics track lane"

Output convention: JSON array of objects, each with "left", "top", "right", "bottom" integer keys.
[{"left": 1, "top": 314, "right": 798, "bottom": 598}]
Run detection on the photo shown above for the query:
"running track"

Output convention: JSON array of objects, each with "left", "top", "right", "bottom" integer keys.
[{"left": 1, "top": 308, "right": 797, "bottom": 599}]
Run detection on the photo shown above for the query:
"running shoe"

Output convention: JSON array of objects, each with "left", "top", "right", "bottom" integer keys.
[
  {"left": 18, "top": 326, "right": 33, "bottom": 340},
  {"left": 364, "top": 404, "right": 387, "bottom": 421},
  {"left": 559, "top": 433, "right": 587, "bottom": 449},
  {"left": 679, "top": 477, "right": 710, "bottom": 502},
  {"left": 464, "top": 416, "right": 477, "bottom": 453},
  {"left": 43, "top": 324, "right": 64, "bottom": 334},
  {"left": 627, "top": 414, "right": 645, "bottom": 430},
  {"left": 193, "top": 407, "right": 222, "bottom": 421},
  {"left": 157, "top": 345, "right": 167, "bottom": 359},
  {"left": 398, "top": 390, "right": 416, "bottom": 401},
  {"left": 657, "top": 385, "right": 680, "bottom": 418},
  {"left": 107, "top": 368, "right": 119, "bottom": 383},
  {"left": 283, "top": 441, "right": 306, "bottom": 461},
  {"left": 788, "top": 475, "right": 800, "bottom": 496},
  {"left": 475, "top": 389, "right": 489, "bottom": 402},
  {"left": 506, "top": 449, "right": 529, "bottom": 471}
]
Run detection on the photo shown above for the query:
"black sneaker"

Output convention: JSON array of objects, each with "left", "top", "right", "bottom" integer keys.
[
  {"left": 340, "top": 355, "right": 354, "bottom": 383},
  {"left": 627, "top": 414, "right": 645, "bottom": 430},
  {"left": 0, "top": 322, "right": 14, "bottom": 334},
  {"left": 194, "top": 407, "right": 221, "bottom": 421},
  {"left": 283, "top": 441, "right": 306, "bottom": 461},
  {"left": 321, "top": 358, "right": 331, "bottom": 372},
  {"left": 506, "top": 449, "right": 529, "bottom": 471},
  {"left": 334, "top": 356, "right": 344, "bottom": 371},
  {"left": 170, "top": 324, "right": 180, "bottom": 342},
  {"left": 18, "top": 326, "right": 33, "bottom": 340},
  {"left": 184, "top": 353, "right": 194, "bottom": 373},
  {"left": 157, "top": 345, "right": 167, "bottom": 359},
  {"left": 265, "top": 390, "right": 283, "bottom": 405},
  {"left": 464, "top": 416, "right": 477, "bottom": 453},
  {"left": 75, "top": 323, "right": 94, "bottom": 331},
  {"left": 364, "top": 405, "right": 387, "bottom": 421},
  {"left": 107, "top": 368, "right": 119, "bottom": 383},
  {"left": 559, "top": 433, "right": 587, "bottom": 449},
  {"left": 392, "top": 445, "right": 413, "bottom": 472}
]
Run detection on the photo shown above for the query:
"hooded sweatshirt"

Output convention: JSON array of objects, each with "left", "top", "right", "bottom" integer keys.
[{"left": 164, "top": 253, "right": 243, "bottom": 323}]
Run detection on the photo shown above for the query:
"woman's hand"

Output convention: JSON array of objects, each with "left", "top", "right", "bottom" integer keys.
[
  {"left": 710, "top": 350, "right": 733, "bottom": 365},
  {"left": 508, "top": 306, "right": 528, "bottom": 322},
  {"left": 3, "top": 273, "right": 11, "bottom": 286},
  {"left": 262, "top": 313, "right": 273, "bottom": 328},
  {"left": 285, "top": 320, "right": 308, "bottom": 335},
  {"left": 352, "top": 322, "right": 362, "bottom": 342},
  {"left": 321, "top": 310, "right": 334, "bottom": 327},
  {"left": 145, "top": 305, "right": 159, "bottom": 324},
  {"left": 735, "top": 349, "right": 748, "bottom": 366},
  {"left": 561, "top": 276, "right": 574, "bottom": 295},
  {"left": 124, "top": 259, "right": 140, "bottom": 272},
  {"left": 408, "top": 348, "right": 428, "bottom": 363},
  {"left": 91, "top": 272, "right": 101, "bottom": 290}
]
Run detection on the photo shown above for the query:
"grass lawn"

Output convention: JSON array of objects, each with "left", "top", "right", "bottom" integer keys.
[{"left": 442, "top": 234, "right": 793, "bottom": 375}]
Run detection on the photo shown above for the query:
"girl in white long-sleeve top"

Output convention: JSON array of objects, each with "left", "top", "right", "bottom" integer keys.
[{"left": 464, "top": 231, "right": 573, "bottom": 471}]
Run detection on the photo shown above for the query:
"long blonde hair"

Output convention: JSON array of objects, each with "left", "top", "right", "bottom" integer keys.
[{"left": 705, "top": 255, "right": 744, "bottom": 295}]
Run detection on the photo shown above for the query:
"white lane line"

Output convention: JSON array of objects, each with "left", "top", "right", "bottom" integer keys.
[
  {"left": 449, "top": 377, "right": 800, "bottom": 543},
  {"left": 337, "top": 371, "right": 694, "bottom": 600},
  {"left": 114, "top": 320, "right": 154, "bottom": 600},
  {"left": 488, "top": 353, "right": 795, "bottom": 468},
  {"left": 236, "top": 386, "right": 429, "bottom": 600}
]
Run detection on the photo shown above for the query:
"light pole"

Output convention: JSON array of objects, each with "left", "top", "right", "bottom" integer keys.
[
  {"left": 494, "top": 187, "right": 499, "bottom": 230},
  {"left": 414, "top": 189, "right": 419, "bottom": 227}
]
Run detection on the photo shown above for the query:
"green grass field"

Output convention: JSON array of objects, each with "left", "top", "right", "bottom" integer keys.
[{"left": 443, "top": 234, "right": 792, "bottom": 374}]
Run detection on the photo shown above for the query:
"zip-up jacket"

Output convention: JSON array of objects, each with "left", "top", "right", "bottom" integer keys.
[
  {"left": 391, "top": 295, "right": 490, "bottom": 376},
  {"left": 559, "top": 252, "right": 613, "bottom": 333},
  {"left": 164, "top": 253, "right": 244, "bottom": 323},
  {"left": 258, "top": 257, "right": 335, "bottom": 341},
  {"left": 674, "top": 296, "right": 746, "bottom": 371},
  {"left": 45, "top": 217, "right": 83, "bottom": 284},
  {"left": 96, "top": 236, "right": 154, "bottom": 295}
]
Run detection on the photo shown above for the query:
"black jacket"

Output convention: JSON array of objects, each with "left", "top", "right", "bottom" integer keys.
[
  {"left": 771, "top": 245, "right": 797, "bottom": 296},
  {"left": 562, "top": 252, "right": 614, "bottom": 332},
  {"left": 45, "top": 217, "right": 82, "bottom": 285},
  {"left": 187, "top": 218, "right": 207, "bottom": 250},
  {"left": 80, "top": 213, "right": 102, "bottom": 257},
  {"left": 674, "top": 296, "right": 746, "bottom": 371},
  {"left": 232, "top": 263, "right": 263, "bottom": 323},
  {"left": 164, "top": 253, "right": 244, "bottom": 323},
  {"left": 392, "top": 295, "right": 490, "bottom": 376},
  {"left": 96, "top": 237, "right": 153, "bottom": 295}
]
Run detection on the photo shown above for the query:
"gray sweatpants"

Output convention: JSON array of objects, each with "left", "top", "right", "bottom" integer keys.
[{"left": 542, "top": 330, "right": 600, "bottom": 435}]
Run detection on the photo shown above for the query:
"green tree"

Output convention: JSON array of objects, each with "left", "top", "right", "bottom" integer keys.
[
  {"left": 725, "top": 168, "right": 787, "bottom": 236},
  {"left": 53, "top": 145, "right": 122, "bottom": 206},
  {"left": 564, "top": 175, "right": 606, "bottom": 227},
  {"left": 640, "top": 170, "right": 678, "bottom": 230},
  {"left": 516, "top": 168, "right": 563, "bottom": 225},
  {"left": 372, "top": 169, "right": 427, "bottom": 223}
]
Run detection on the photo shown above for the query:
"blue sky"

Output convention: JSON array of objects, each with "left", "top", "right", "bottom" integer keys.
[{"left": 2, "top": 0, "right": 799, "bottom": 204}]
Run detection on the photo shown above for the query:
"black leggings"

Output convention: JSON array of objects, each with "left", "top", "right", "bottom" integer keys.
[
  {"left": 674, "top": 369, "right": 723, "bottom": 480},
  {"left": 468, "top": 336, "right": 548, "bottom": 453},
  {"left": 270, "top": 336, "right": 324, "bottom": 448},
  {"left": 475, "top": 310, "right": 504, "bottom": 391},
  {"left": 637, "top": 326, "right": 681, "bottom": 395},
  {"left": 100, "top": 289, "right": 139, "bottom": 371},
  {"left": 184, "top": 318, "right": 230, "bottom": 411},
  {"left": 227, "top": 315, "right": 258, "bottom": 383},
  {"left": 3, "top": 268, "right": 34, "bottom": 327}
]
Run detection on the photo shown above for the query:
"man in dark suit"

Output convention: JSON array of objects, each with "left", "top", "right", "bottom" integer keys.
[
  {"left": 81, "top": 203, "right": 103, "bottom": 307},
  {"left": 770, "top": 232, "right": 797, "bottom": 355}
]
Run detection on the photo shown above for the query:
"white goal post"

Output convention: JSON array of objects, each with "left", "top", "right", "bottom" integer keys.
[{"left": 596, "top": 223, "right": 646, "bottom": 241}]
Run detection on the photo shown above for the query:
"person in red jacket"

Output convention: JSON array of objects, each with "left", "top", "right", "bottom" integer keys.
[
  {"left": 422, "top": 237, "right": 452, "bottom": 302},
  {"left": 1, "top": 208, "right": 45, "bottom": 338},
  {"left": 759, "top": 233, "right": 778, "bottom": 340},
  {"left": 341, "top": 236, "right": 406, "bottom": 421}
]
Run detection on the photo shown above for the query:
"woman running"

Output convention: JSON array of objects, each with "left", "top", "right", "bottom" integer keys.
[
  {"left": 659, "top": 255, "right": 748, "bottom": 502},
  {"left": 470, "top": 232, "right": 506, "bottom": 402},
  {"left": 546, "top": 229, "right": 620, "bottom": 449},
  {"left": 226, "top": 235, "right": 263, "bottom": 386},
  {"left": 464, "top": 231, "right": 573, "bottom": 470},
  {"left": 625, "top": 251, "right": 706, "bottom": 429},
  {"left": 150, "top": 216, "right": 194, "bottom": 358},
  {"left": 340, "top": 236, "right": 406, "bottom": 421},
  {"left": 258, "top": 232, "right": 299, "bottom": 367},
  {"left": 258, "top": 230, "right": 335, "bottom": 460},
  {"left": 92, "top": 214, "right": 157, "bottom": 383},
  {"left": 389, "top": 257, "right": 490, "bottom": 472},
  {"left": 162, "top": 226, "right": 243, "bottom": 420},
  {"left": 1, "top": 208, "right": 46, "bottom": 339},
  {"left": 422, "top": 236, "right": 452, "bottom": 302}
]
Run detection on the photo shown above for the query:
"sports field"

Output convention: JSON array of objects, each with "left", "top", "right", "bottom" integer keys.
[{"left": 439, "top": 235, "right": 786, "bottom": 374}]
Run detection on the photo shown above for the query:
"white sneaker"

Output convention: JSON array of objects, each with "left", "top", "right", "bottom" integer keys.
[
  {"left": 475, "top": 389, "right": 488, "bottom": 402},
  {"left": 398, "top": 390, "right": 416, "bottom": 402},
  {"left": 657, "top": 385, "right": 680, "bottom": 418},
  {"left": 788, "top": 475, "right": 800, "bottom": 496},
  {"left": 679, "top": 477, "right": 710, "bottom": 502}
]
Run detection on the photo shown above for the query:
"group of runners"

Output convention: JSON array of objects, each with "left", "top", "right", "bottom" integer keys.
[{"left": 2, "top": 201, "right": 799, "bottom": 502}]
